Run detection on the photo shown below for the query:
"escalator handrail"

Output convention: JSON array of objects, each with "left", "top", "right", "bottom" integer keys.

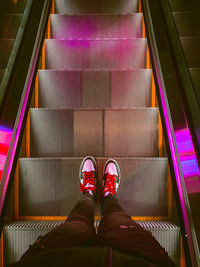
[
  {"left": 0, "top": 0, "right": 52, "bottom": 233},
  {"left": 0, "top": 0, "right": 34, "bottom": 107},
  {"left": 142, "top": 0, "right": 200, "bottom": 266},
  {"left": 160, "top": 0, "right": 200, "bottom": 170}
]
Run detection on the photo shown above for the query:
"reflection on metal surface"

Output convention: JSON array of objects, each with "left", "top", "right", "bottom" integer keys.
[
  {"left": 0, "top": 127, "right": 12, "bottom": 181},
  {"left": 175, "top": 128, "right": 200, "bottom": 194}
]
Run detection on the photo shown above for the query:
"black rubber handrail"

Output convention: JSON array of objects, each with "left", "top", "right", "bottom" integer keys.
[
  {"left": 0, "top": 0, "right": 52, "bottom": 234},
  {"left": 142, "top": 0, "right": 200, "bottom": 266}
]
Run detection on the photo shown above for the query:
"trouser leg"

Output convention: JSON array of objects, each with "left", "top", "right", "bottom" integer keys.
[
  {"left": 98, "top": 195, "right": 175, "bottom": 267},
  {"left": 21, "top": 194, "right": 96, "bottom": 260}
]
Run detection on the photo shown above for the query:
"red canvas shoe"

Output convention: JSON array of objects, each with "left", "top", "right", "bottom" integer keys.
[
  {"left": 79, "top": 156, "right": 97, "bottom": 196},
  {"left": 103, "top": 159, "right": 121, "bottom": 197}
]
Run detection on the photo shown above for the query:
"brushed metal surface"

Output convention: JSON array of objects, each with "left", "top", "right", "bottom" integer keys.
[
  {"left": 74, "top": 110, "right": 103, "bottom": 156},
  {"left": 30, "top": 109, "right": 159, "bottom": 157},
  {"left": 54, "top": 0, "right": 138, "bottom": 14},
  {"left": 180, "top": 37, "right": 200, "bottom": 68},
  {"left": 4, "top": 220, "right": 179, "bottom": 265},
  {"left": 30, "top": 109, "right": 74, "bottom": 157},
  {"left": 19, "top": 157, "right": 168, "bottom": 216},
  {"left": 0, "top": 39, "right": 14, "bottom": 68},
  {"left": 38, "top": 70, "right": 82, "bottom": 108},
  {"left": 104, "top": 109, "right": 159, "bottom": 156},
  {"left": 82, "top": 71, "right": 110, "bottom": 107},
  {"left": 111, "top": 69, "right": 152, "bottom": 107},
  {"left": 38, "top": 70, "right": 152, "bottom": 108},
  {"left": 45, "top": 39, "right": 147, "bottom": 69},
  {"left": 0, "top": 14, "right": 22, "bottom": 38},
  {"left": 50, "top": 14, "right": 142, "bottom": 39},
  {"left": 19, "top": 158, "right": 81, "bottom": 216},
  {"left": 173, "top": 12, "right": 200, "bottom": 37},
  {"left": 107, "top": 157, "right": 169, "bottom": 216}
]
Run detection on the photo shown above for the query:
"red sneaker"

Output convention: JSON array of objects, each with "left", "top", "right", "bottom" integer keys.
[
  {"left": 79, "top": 156, "right": 97, "bottom": 196},
  {"left": 103, "top": 159, "right": 121, "bottom": 197}
]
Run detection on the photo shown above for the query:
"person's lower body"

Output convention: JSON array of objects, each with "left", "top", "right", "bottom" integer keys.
[
  {"left": 98, "top": 194, "right": 175, "bottom": 266},
  {"left": 20, "top": 157, "right": 175, "bottom": 266},
  {"left": 21, "top": 193, "right": 96, "bottom": 260}
]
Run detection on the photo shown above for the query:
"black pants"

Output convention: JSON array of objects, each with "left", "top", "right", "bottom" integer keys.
[{"left": 21, "top": 195, "right": 175, "bottom": 266}]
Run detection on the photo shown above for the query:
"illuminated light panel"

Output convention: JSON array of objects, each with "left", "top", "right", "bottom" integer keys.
[
  {"left": 175, "top": 128, "right": 200, "bottom": 194},
  {"left": 175, "top": 128, "right": 194, "bottom": 156},
  {"left": 175, "top": 128, "right": 200, "bottom": 178},
  {"left": 184, "top": 175, "right": 200, "bottom": 194},
  {"left": 0, "top": 126, "right": 13, "bottom": 181}
]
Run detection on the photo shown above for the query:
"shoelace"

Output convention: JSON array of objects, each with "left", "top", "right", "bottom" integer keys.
[
  {"left": 80, "top": 171, "right": 96, "bottom": 193},
  {"left": 103, "top": 174, "right": 117, "bottom": 195}
]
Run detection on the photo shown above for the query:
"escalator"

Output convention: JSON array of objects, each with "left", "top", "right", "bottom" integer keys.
[{"left": 0, "top": 0, "right": 194, "bottom": 266}]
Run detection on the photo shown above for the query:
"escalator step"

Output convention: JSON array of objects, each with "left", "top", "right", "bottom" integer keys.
[
  {"left": 3, "top": 220, "right": 180, "bottom": 265},
  {"left": 38, "top": 69, "right": 152, "bottom": 108},
  {"left": 54, "top": 0, "right": 138, "bottom": 14},
  {"left": 50, "top": 14, "right": 143, "bottom": 39},
  {"left": 45, "top": 39, "right": 147, "bottom": 70},
  {"left": 18, "top": 157, "right": 169, "bottom": 217},
  {"left": 29, "top": 108, "right": 159, "bottom": 157}
]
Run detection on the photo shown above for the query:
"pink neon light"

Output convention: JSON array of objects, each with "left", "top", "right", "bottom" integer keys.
[
  {"left": 0, "top": 127, "right": 13, "bottom": 180},
  {"left": 0, "top": 154, "right": 6, "bottom": 170},
  {"left": 175, "top": 128, "right": 200, "bottom": 178}
]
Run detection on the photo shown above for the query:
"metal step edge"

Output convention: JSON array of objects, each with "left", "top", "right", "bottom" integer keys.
[
  {"left": 19, "top": 157, "right": 168, "bottom": 161},
  {"left": 4, "top": 220, "right": 179, "bottom": 230},
  {"left": 51, "top": 13, "right": 142, "bottom": 17},
  {"left": 38, "top": 68, "right": 151, "bottom": 72},
  {"left": 54, "top": 13, "right": 141, "bottom": 15},
  {"left": 46, "top": 37, "right": 147, "bottom": 41},
  {"left": 29, "top": 107, "right": 159, "bottom": 111}
]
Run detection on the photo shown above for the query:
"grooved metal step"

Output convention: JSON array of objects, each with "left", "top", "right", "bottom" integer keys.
[
  {"left": 180, "top": 37, "right": 200, "bottom": 68},
  {"left": 173, "top": 12, "right": 200, "bottom": 37},
  {"left": 3, "top": 220, "right": 180, "bottom": 265},
  {"left": 0, "top": 14, "right": 22, "bottom": 38},
  {"left": 50, "top": 14, "right": 143, "bottom": 39},
  {"left": 54, "top": 0, "right": 139, "bottom": 14},
  {"left": 38, "top": 69, "right": 152, "bottom": 108},
  {"left": 0, "top": 39, "right": 14, "bottom": 68},
  {"left": 29, "top": 108, "right": 159, "bottom": 157},
  {"left": 45, "top": 39, "right": 147, "bottom": 69},
  {"left": 18, "top": 157, "right": 169, "bottom": 217}
]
